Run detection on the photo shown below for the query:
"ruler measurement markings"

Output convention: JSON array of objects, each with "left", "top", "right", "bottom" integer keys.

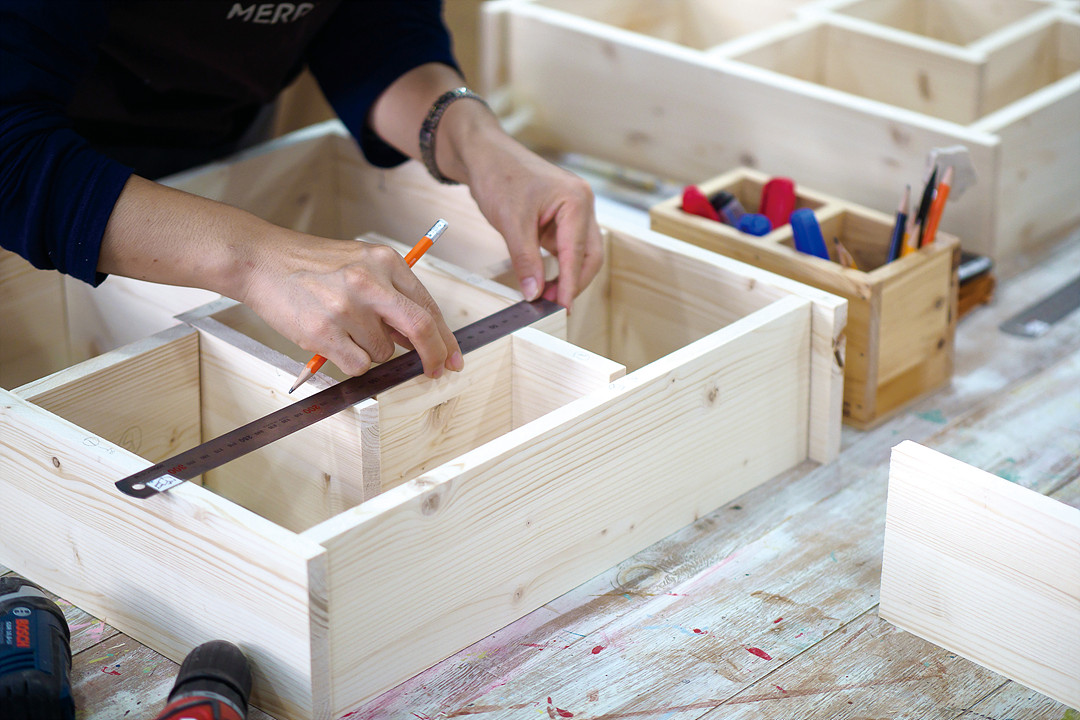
[{"left": 115, "top": 298, "right": 561, "bottom": 498}]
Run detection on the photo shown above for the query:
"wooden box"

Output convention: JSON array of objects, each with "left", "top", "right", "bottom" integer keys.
[
  {"left": 480, "top": 0, "right": 1080, "bottom": 260},
  {"left": 650, "top": 167, "right": 958, "bottom": 427},
  {"left": 0, "top": 147, "right": 846, "bottom": 718}
]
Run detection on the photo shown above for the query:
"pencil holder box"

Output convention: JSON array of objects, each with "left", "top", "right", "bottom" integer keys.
[
  {"left": 650, "top": 167, "right": 959, "bottom": 428},
  {"left": 480, "top": 0, "right": 1080, "bottom": 261},
  {"left": 1, "top": 206, "right": 845, "bottom": 717}
]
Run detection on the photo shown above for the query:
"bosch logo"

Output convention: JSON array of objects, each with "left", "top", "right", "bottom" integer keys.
[
  {"left": 12, "top": 607, "right": 31, "bottom": 617},
  {"left": 15, "top": 618, "right": 30, "bottom": 648}
]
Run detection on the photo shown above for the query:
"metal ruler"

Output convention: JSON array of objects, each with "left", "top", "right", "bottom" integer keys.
[
  {"left": 116, "top": 298, "right": 562, "bottom": 498},
  {"left": 1000, "top": 273, "right": 1080, "bottom": 338}
]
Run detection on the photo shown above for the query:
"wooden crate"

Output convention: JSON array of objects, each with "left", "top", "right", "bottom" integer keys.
[
  {"left": 650, "top": 167, "right": 958, "bottom": 428},
  {"left": 0, "top": 140, "right": 846, "bottom": 717},
  {"left": 881, "top": 441, "right": 1080, "bottom": 709},
  {"left": 480, "top": 0, "right": 1080, "bottom": 261}
]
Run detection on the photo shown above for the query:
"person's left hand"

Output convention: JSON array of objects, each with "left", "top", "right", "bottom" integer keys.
[{"left": 459, "top": 131, "right": 604, "bottom": 311}]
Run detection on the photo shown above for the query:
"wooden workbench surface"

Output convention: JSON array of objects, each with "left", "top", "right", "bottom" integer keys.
[{"left": 4, "top": 222, "right": 1078, "bottom": 719}]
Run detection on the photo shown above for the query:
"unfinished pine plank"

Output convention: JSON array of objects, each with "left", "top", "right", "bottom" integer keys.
[
  {"left": 510, "top": 327, "right": 626, "bottom": 427},
  {"left": 0, "top": 390, "right": 329, "bottom": 720},
  {"left": 486, "top": 3, "right": 1001, "bottom": 252},
  {"left": 880, "top": 440, "right": 1080, "bottom": 708},
  {"left": 348, "top": 229, "right": 1080, "bottom": 720},
  {"left": 13, "top": 325, "right": 201, "bottom": 466},
  {"left": 594, "top": 220, "right": 844, "bottom": 462},
  {"left": 162, "top": 126, "right": 341, "bottom": 239},
  {"left": 195, "top": 325, "right": 370, "bottom": 533},
  {"left": 975, "top": 40, "right": 1080, "bottom": 254},
  {"left": 0, "top": 249, "right": 71, "bottom": 389},
  {"left": 62, "top": 276, "right": 218, "bottom": 362},
  {"left": 305, "top": 294, "right": 812, "bottom": 717},
  {"left": 367, "top": 339, "right": 514, "bottom": 494}
]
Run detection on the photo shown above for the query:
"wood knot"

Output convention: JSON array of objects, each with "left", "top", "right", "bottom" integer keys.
[
  {"left": 421, "top": 492, "right": 441, "bottom": 516},
  {"left": 51, "top": 457, "right": 61, "bottom": 469}
]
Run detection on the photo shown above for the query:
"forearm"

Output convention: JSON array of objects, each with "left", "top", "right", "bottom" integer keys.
[
  {"left": 97, "top": 174, "right": 277, "bottom": 300},
  {"left": 368, "top": 62, "right": 506, "bottom": 186}
]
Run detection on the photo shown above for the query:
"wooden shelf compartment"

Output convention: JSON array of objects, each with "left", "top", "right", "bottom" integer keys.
[
  {"left": 650, "top": 167, "right": 958, "bottom": 428},
  {"left": 1, "top": 210, "right": 846, "bottom": 718},
  {"left": 480, "top": 0, "right": 1080, "bottom": 262},
  {"left": 829, "top": 0, "right": 1052, "bottom": 46}
]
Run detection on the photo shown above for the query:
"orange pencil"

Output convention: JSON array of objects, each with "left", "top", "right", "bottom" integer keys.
[
  {"left": 921, "top": 165, "right": 953, "bottom": 247},
  {"left": 288, "top": 218, "right": 448, "bottom": 393}
]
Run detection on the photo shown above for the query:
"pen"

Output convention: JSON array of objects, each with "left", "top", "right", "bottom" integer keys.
[
  {"left": 288, "top": 218, "right": 448, "bottom": 394},
  {"left": 921, "top": 165, "right": 953, "bottom": 247},
  {"left": 887, "top": 185, "right": 909, "bottom": 262},
  {"left": 914, "top": 165, "right": 938, "bottom": 247}
]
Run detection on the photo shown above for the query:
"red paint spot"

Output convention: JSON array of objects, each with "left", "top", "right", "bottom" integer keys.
[
  {"left": 547, "top": 697, "right": 552, "bottom": 705},
  {"left": 693, "top": 628, "right": 706, "bottom": 634},
  {"left": 773, "top": 617, "right": 783, "bottom": 624},
  {"left": 795, "top": 632, "right": 804, "bottom": 638},
  {"left": 775, "top": 685, "right": 786, "bottom": 693},
  {"left": 747, "top": 647, "right": 772, "bottom": 660},
  {"left": 101, "top": 666, "right": 121, "bottom": 676},
  {"left": 591, "top": 645, "right": 604, "bottom": 654},
  {"left": 556, "top": 709, "right": 574, "bottom": 718}
]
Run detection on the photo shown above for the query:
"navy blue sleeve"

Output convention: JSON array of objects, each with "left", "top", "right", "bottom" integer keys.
[
  {"left": 0, "top": 1, "right": 133, "bottom": 286},
  {"left": 306, "top": 0, "right": 460, "bottom": 168}
]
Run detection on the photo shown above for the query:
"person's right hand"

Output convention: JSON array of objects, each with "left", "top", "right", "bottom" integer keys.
[
  {"left": 241, "top": 233, "right": 463, "bottom": 379},
  {"left": 99, "top": 176, "right": 461, "bottom": 379}
]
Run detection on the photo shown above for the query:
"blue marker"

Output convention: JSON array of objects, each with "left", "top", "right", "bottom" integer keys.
[{"left": 790, "top": 208, "right": 830, "bottom": 260}]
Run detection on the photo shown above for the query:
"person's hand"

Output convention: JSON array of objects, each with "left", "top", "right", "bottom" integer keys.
[
  {"left": 241, "top": 233, "right": 463, "bottom": 379},
  {"left": 369, "top": 65, "right": 605, "bottom": 309},
  {"left": 461, "top": 133, "right": 604, "bottom": 311},
  {"left": 99, "top": 176, "right": 462, "bottom": 379}
]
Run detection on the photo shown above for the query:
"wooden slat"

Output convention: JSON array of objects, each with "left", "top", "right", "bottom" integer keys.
[
  {"left": 880, "top": 440, "right": 1080, "bottom": 708},
  {"left": 13, "top": 325, "right": 202, "bottom": 466},
  {"left": 510, "top": 327, "right": 626, "bottom": 427},
  {"left": 0, "top": 389, "right": 329, "bottom": 720},
  {"left": 0, "top": 249, "right": 71, "bottom": 389},
  {"left": 195, "top": 325, "right": 370, "bottom": 533}
]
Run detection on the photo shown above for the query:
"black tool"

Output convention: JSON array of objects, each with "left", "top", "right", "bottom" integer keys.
[
  {"left": 0, "top": 577, "right": 74, "bottom": 720},
  {"left": 116, "top": 297, "right": 562, "bottom": 498},
  {"left": 152, "top": 640, "right": 252, "bottom": 720}
]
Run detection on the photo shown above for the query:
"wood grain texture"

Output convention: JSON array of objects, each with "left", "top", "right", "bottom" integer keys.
[
  {"left": 510, "top": 327, "right": 626, "bottom": 427},
  {"left": 0, "top": 249, "right": 71, "bottom": 389},
  {"left": 196, "top": 326, "right": 370, "bottom": 533},
  {"left": 339, "top": 227, "right": 1080, "bottom": 720},
  {"left": 13, "top": 325, "right": 202, "bottom": 465},
  {"left": 880, "top": 440, "right": 1080, "bottom": 708},
  {"left": 309, "top": 295, "right": 813, "bottom": 717},
  {"left": 485, "top": 3, "right": 1001, "bottom": 252},
  {"left": 0, "top": 389, "right": 330, "bottom": 720}
]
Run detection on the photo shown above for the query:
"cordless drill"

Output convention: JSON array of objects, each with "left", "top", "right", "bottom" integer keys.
[
  {"left": 0, "top": 576, "right": 75, "bottom": 720},
  {"left": 152, "top": 640, "right": 252, "bottom": 720}
]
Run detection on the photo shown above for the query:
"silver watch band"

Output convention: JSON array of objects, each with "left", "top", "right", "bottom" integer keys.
[{"left": 419, "top": 87, "right": 489, "bottom": 185}]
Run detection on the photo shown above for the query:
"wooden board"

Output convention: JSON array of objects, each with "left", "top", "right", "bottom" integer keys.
[
  {"left": 0, "top": 390, "right": 330, "bottom": 720},
  {"left": 0, "top": 249, "right": 71, "bottom": 389},
  {"left": 880, "top": 440, "right": 1080, "bottom": 708}
]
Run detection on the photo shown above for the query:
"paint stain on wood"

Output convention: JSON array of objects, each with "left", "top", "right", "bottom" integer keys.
[{"left": 746, "top": 647, "right": 772, "bottom": 660}]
